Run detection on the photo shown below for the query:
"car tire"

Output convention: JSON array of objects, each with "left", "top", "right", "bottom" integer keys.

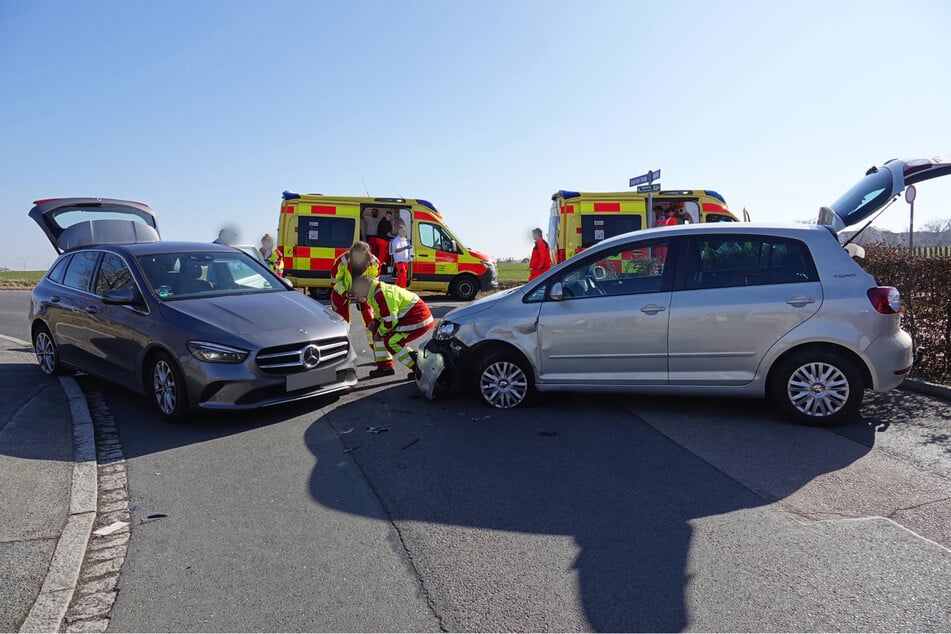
[
  {"left": 476, "top": 349, "right": 534, "bottom": 409},
  {"left": 450, "top": 275, "right": 479, "bottom": 302},
  {"left": 770, "top": 351, "right": 864, "bottom": 426},
  {"left": 309, "top": 287, "right": 332, "bottom": 300},
  {"left": 148, "top": 352, "right": 190, "bottom": 423},
  {"left": 33, "top": 325, "right": 71, "bottom": 376}
]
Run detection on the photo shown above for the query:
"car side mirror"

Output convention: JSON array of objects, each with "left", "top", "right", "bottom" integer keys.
[
  {"left": 550, "top": 282, "right": 564, "bottom": 301},
  {"left": 102, "top": 288, "right": 140, "bottom": 306},
  {"left": 279, "top": 277, "right": 294, "bottom": 290},
  {"left": 451, "top": 239, "right": 457, "bottom": 253}
]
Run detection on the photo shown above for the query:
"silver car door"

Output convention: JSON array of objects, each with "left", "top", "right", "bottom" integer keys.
[
  {"left": 668, "top": 234, "right": 821, "bottom": 386},
  {"left": 537, "top": 238, "right": 674, "bottom": 386}
]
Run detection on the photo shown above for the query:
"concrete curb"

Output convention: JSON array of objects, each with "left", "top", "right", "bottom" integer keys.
[
  {"left": 19, "top": 377, "right": 97, "bottom": 633},
  {"left": 900, "top": 377, "right": 951, "bottom": 402}
]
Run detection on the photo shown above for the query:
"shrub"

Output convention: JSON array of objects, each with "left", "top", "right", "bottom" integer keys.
[{"left": 862, "top": 245, "right": 951, "bottom": 383}]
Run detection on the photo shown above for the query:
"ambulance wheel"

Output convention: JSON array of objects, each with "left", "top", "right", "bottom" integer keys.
[
  {"left": 308, "top": 287, "right": 331, "bottom": 300},
  {"left": 476, "top": 349, "right": 533, "bottom": 409},
  {"left": 450, "top": 275, "right": 479, "bottom": 301}
]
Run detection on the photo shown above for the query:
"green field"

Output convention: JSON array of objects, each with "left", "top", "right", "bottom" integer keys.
[
  {"left": 495, "top": 261, "right": 529, "bottom": 285},
  {"left": 0, "top": 270, "right": 45, "bottom": 289}
]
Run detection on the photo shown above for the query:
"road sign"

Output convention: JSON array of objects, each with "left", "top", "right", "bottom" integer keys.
[
  {"left": 637, "top": 183, "right": 661, "bottom": 193},
  {"left": 905, "top": 185, "right": 917, "bottom": 204},
  {"left": 628, "top": 169, "right": 661, "bottom": 188}
]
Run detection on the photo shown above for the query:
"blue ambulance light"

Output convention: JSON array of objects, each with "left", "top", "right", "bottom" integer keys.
[
  {"left": 282, "top": 191, "right": 301, "bottom": 200},
  {"left": 416, "top": 199, "right": 438, "bottom": 212},
  {"left": 704, "top": 190, "right": 726, "bottom": 203},
  {"left": 553, "top": 190, "right": 581, "bottom": 200}
]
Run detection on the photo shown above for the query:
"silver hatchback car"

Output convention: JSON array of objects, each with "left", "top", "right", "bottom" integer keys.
[{"left": 419, "top": 157, "right": 950, "bottom": 425}]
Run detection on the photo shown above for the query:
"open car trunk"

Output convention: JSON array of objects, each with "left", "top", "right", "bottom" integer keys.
[
  {"left": 817, "top": 156, "right": 951, "bottom": 233},
  {"left": 29, "top": 197, "right": 160, "bottom": 253}
]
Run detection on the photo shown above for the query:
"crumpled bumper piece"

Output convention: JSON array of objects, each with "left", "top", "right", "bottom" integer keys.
[{"left": 415, "top": 347, "right": 446, "bottom": 401}]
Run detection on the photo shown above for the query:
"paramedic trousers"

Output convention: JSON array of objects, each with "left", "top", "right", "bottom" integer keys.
[
  {"left": 369, "top": 237, "right": 389, "bottom": 269},
  {"left": 376, "top": 301, "right": 434, "bottom": 371},
  {"left": 394, "top": 262, "right": 409, "bottom": 288},
  {"left": 331, "top": 291, "right": 394, "bottom": 370}
]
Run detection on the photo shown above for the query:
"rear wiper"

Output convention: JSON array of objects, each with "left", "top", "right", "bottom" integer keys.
[{"left": 842, "top": 196, "right": 898, "bottom": 247}]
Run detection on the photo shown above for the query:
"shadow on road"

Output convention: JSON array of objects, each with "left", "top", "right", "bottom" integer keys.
[{"left": 304, "top": 384, "right": 878, "bottom": 631}]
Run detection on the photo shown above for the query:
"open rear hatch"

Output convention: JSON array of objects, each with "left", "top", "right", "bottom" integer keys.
[
  {"left": 29, "top": 197, "right": 160, "bottom": 253},
  {"left": 818, "top": 156, "right": 951, "bottom": 233}
]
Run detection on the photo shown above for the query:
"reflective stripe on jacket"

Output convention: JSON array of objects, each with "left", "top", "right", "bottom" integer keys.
[
  {"left": 331, "top": 252, "right": 381, "bottom": 296},
  {"left": 366, "top": 279, "right": 432, "bottom": 337}
]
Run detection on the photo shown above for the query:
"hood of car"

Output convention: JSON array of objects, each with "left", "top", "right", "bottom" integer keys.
[
  {"left": 818, "top": 156, "right": 951, "bottom": 232},
  {"left": 444, "top": 286, "right": 520, "bottom": 322},
  {"left": 162, "top": 290, "right": 345, "bottom": 336},
  {"left": 29, "top": 197, "right": 160, "bottom": 253}
]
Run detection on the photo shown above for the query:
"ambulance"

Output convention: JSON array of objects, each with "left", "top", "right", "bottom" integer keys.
[
  {"left": 548, "top": 189, "right": 743, "bottom": 263},
  {"left": 277, "top": 192, "right": 497, "bottom": 301}
]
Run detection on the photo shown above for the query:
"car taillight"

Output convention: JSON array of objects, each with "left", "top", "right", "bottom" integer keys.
[{"left": 867, "top": 287, "right": 901, "bottom": 314}]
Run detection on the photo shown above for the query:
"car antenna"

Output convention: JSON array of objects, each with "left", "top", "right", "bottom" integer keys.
[
  {"left": 360, "top": 174, "right": 370, "bottom": 197},
  {"left": 842, "top": 196, "right": 898, "bottom": 247}
]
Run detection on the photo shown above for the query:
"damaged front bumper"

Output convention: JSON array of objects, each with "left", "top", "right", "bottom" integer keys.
[{"left": 415, "top": 338, "right": 466, "bottom": 400}]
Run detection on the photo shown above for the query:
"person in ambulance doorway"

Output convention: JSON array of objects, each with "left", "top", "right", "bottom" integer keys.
[
  {"left": 391, "top": 224, "right": 413, "bottom": 288},
  {"left": 372, "top": 210, "right": 394, "bottom": 271},
  {"left": 330, "top": 242, "right": 394, "bottom": 374},
  {"left": 653, "top": 205, "right": 677, "bottom": 227},
  {"left": 351, "top": 275, "right": 435, "bottom": 380},
  {"left": 259, "top": 233, "right": 284, "bottom": 277},
  {"left": 528, "top": 228, "right": 551, "bottom": 281}
]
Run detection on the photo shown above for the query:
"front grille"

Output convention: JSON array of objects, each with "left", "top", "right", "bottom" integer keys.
[{"left": 255, "top": 337, "right": 350, "bottom": 375}]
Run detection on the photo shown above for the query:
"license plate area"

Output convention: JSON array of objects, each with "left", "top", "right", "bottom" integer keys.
[{"left": 286, "top": 366, "right": 336, "bottom": 392}]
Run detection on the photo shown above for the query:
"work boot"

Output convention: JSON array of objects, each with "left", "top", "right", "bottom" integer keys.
[{"left": 368, "top": 367, "right": 396, "bottom": 379}]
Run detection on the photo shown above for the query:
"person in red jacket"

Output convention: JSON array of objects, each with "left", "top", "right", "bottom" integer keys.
[{"left": 528, "top": 228, "right": 551, "bottom": 281}]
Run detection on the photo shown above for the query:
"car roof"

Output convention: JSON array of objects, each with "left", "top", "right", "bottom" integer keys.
[
  {"left": 79, "top": 241, "right": 243, "bottom": 257},
  {"left": 593, "top": 222, "right": 830, "bottom": 249}
]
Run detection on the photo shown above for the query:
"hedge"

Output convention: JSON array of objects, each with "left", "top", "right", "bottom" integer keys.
[{"left": 861, "top": 245, "right": 951, "bottom": 383}]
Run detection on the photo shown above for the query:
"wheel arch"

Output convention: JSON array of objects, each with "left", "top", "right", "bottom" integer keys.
[
  {"left": 450, "top": 273, "right": 480, "bottom": 300},
  {"left": 465, "top": 339, "right": 536, "bottom": 383},
  {"left": 766, "top": 342, "right": 872, "bottom": 393},
  {"left": 140, "top": 344, "right": 180, "bottom": 395}
]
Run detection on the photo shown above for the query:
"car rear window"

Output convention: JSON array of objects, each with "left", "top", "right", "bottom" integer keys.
[
  {"left": 47, "top": 255, "right": 72, "bottom": 284},
  {"left": 62, "top": 251, "right": 101, "bottom": 292}
]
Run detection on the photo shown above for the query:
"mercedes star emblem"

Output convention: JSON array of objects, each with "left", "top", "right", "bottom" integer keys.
[{"left": 300, "top": 344, "right": 321, "bottom": 370}]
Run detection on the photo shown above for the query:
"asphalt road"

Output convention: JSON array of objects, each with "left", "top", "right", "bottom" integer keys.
[{"left": 1, "top": 289, "right": 949, "bottom": 632}]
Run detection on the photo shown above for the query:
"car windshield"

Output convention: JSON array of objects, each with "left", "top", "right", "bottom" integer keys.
[
  {"left": 137, "top": 251, "right": 283, "bottom": 300},
  {"left": 829, "top": 169, "right": 894, "bottom": 223}
]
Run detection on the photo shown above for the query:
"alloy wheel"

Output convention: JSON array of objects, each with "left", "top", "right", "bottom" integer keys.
[
  {"left": 480, "top": 361, "right": 528, "bottom": 409},
  {"left": 153, "top": 360, "right": 178, "bottom": 415},
  {"left": 34, "top": 331, "right": 56, "bottom": 374},
  {"left": 786, "top": 361, "right": 850, "bottom": 418}
]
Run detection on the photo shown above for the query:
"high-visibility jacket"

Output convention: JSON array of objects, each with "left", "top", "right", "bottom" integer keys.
[
  {"left": 529, "top": 238, "right": 551, "bottom": 280},
  {"left": 365, "top": 279, "right": 433, "bottom": 337},
  {"left": 331, "top": 252, "right": 381, "bottom": 297},
  {"left": 260, "top": 248, "right": 284, "bottom": 277},
  {"left": 656, "top": 213, "right": 677, "bottom": 227}
]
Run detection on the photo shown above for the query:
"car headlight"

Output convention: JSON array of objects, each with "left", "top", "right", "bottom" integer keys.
[
  {"left": 434, "top": 321, "right": 460, "bottom": 341},
  {"left": 186, "top": 341, "right": 249, "bottom": 363}
]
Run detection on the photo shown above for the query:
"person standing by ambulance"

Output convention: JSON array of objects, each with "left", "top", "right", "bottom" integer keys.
[
  {"left": 374, "top": 210, "right": 394, "bottom": 270},
  {"left": 528, "top": 228, "right": 551, "bottom": 281},
  {"left": 329, "top": 242, "right": 393, "bottom": 374},
  {"left": 351, "top": 275, "right": 434, "bottom": 379},
  {"left": 390, "top": 224, "right": 412, "bottom": 288},
  {"left": 258, "top": 233, "right": 284, "bottom": 277}
]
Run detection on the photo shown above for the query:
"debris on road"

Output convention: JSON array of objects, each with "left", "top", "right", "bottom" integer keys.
[
  {"left": 343, "top": 446, "right": 361, "bottom": 453},
  {"left": 93, "top": 521, "right": 129, "bottom": 537},
  {"left": 472, "top": 416, "right": 492, "bottom": 421},
  {"left": 402, "top": 438, "right": 419, "bottom": 450},
  {"left": 339, "top": 427, "right": 354, "bottom": 434},
  {"left": 140, "top": 512, "right": 169, "bottom": 524},
  {"left": 367, "top": 425, "right": 390, "bottom": 434},
  {"left": 539, "top": 430, "right": 557, "bottom": 437}
]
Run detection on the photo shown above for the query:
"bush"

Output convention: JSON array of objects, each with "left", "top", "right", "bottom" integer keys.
[{"left": 862, "top": 245, "right": 951, "bottom": 383}]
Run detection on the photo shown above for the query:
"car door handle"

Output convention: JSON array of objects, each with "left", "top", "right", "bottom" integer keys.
[
  {"left": 84, "top": 305, "right": 99, "bottom": 314},
  {"left": 640, "top": 304, "right": 666, "bottom": 315},
  {"left": 50, "top": 296, "right": 61, "bottom": 303},
  {"left": 786, "top": 296, "right": 816, "bottom": 307}
]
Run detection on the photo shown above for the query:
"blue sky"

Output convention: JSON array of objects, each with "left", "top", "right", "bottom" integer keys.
[{"left": 1, "top": 0, "right": 949, "bottom": 270}]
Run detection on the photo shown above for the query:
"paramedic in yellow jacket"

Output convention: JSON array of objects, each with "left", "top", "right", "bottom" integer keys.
[
  {"left": 259, "top": 233, "right": 284, "bottom": 277},
  {"left": 329, "top": 242, "right": 393, "bottom": 373},
  {"left": 350, "top": 276, "right": 434, "bottom": 378}
]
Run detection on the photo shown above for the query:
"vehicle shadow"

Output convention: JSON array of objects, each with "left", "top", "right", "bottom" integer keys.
[{"left": 303, "top": 384, "right": 879, "bottom": 632}]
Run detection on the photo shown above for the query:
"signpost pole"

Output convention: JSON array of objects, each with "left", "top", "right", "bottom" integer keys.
[
  {"left": 905, "top": 185, "right": 917, "bottom": 253},
  {"left": 647, "top": 171, "right": 654, "bottom": 228}
]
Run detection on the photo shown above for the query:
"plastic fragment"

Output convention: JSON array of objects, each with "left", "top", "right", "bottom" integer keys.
[
  {"left": 93, "top": 521, "right": 129, "bottom": 536},
  {"left": 367, "top": 425, "right": 390, "bottom": 434},
  {"left": 401, "top": 438, "right": 419, "bottom": 450}
]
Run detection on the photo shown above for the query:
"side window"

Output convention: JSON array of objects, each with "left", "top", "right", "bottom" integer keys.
[
  {"left": 418, "top": 223, "right": 459, "bottom": 253},
  {"left": 524, "top": 283, "right": 547, "bottom": 303},
  {"left": 558, "top": 240, "right": 670, "bottom": 299},
  {"left": 62, "top": 251, "right": 101, "bottom": 292},
  {"left": 95, "top": 254, "right": 136, "bottom": 295},
  {"left": 47, "top": 255, "right": 72, "bottom": 284},
  {"left": 297, "top": 216, "right": 355, "bottom": 249},
  {"left": 684, "top": 235, "right": 817, "bottom": 290}
]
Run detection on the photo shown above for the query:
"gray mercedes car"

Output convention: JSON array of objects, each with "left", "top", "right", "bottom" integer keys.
[
  {"left": 419, "top": 156, "right": 951, "bottom": 425},
  {"left": 28, "top": 197, "right": 357, "bottom": 421}
]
